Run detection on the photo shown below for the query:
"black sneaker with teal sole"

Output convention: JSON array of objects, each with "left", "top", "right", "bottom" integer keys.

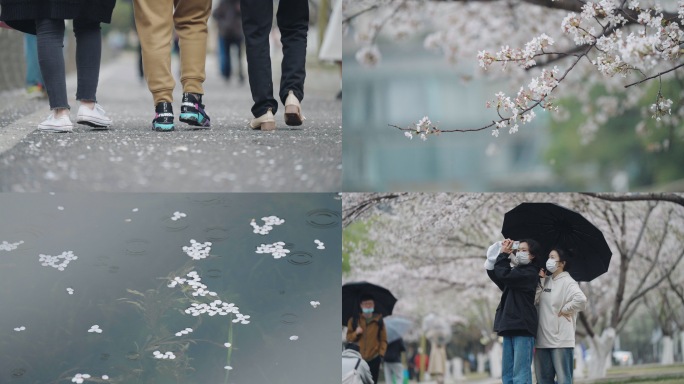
[
  {"left": 153, "top": 102, "right": 174, "bottom": 131},
  {"left": 179, "top": 92, "right": 211, "bottom": 128}
]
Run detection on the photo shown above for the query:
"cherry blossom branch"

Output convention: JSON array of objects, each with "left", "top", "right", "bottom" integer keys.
[
  {"left": 430, "top": 0, "right": 681, "bottom": 22},
  {"left": 343, "top": 4, "right": 381, "bottom": 24},
  {"left": 392, "top": 49, "right": 588, "bottom": 138},
  {"left": 624, "top": 62, "right": 684, "bottom": 88},
  {"left": 430, "top": 0, "right": 585, "bottom": 13}
]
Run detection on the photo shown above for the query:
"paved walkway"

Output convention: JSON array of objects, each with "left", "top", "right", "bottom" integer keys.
[{"left": 0, "top": 52, "right": 341, "bottom": 192}]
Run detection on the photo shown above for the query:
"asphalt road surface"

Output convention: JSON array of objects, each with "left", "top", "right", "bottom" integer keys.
[{"left": 0, "top": 53, "right": 342, "bottom": 192}]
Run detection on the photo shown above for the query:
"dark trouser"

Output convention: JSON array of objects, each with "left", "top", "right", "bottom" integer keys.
[
  {"left": 36, "top": 19, "right": 102, "bottom": 110},
  {"left": 240, "top": 0, "right": 308, "bottom": 117},
  {"left": 366, "top": 356, "right": 381, "bottom": 384}
]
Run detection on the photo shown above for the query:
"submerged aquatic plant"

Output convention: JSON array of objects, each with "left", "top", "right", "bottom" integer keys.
[{"left": 116, "top": 262, "right": 248, "bottom": 383}]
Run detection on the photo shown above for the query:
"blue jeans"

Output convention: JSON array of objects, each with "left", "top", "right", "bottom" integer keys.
[
  {"left": 24, "top": 34, "right": 44, "bottom": 86},
  {"left": 502, "top": 335, "right": 534, "bottom": 384},
  {"left": 534, "top": 348, "right": 574, "bottom": 384}
]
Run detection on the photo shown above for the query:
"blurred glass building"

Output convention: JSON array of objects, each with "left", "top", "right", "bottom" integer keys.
[{"left": 343, "top": 36, "right": 559, "bottom": 192}]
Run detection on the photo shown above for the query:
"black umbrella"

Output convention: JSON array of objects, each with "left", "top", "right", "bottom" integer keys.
[
  {"left": 342, "top": 281, "right": 397, "bottom": 326},
  {"left": 501, "top": 202, "right": 612, "bottom": 282}
]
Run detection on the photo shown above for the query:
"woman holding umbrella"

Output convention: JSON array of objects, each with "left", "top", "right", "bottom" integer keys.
[
  {"left": 485, "top": 238, "right": 542, "bottom": 384},
  {"left": 534, "top": 247, "right": 587, "bottom": 384}
]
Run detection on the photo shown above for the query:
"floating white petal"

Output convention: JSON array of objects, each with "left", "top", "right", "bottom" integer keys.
[
  {"left": 182, "top": 239, "right": 211, "bottom": 260},
  {"left": 0, "top": 240, "right": 24, "bottom": 251},
  {"left": 250, "top": 215, "right": 285, "bottom": 235}
]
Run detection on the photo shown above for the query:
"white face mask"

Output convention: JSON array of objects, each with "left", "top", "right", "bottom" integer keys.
[
  {"left": 516, "top": 251, "right": 531, "bottom": 265},
  {"left": 546, "top": 259, "right": 558, "bottom": 273}
]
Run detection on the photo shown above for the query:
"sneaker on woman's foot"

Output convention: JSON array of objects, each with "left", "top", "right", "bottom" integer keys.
[
  {"left": 179, "top": 92, "right": 210, "bottom": 128},
  {"left": 38, "top": 113, "right": 73, "bottom": 133},
  {"left": 76, "top": 103, "right": 112, "bottom": 129},
  {"left": 153, "top": 102, "right": 174, "bottom": 131}
]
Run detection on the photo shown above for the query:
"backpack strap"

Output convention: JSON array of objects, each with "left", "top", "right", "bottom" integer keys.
[
  {"left": 377, "top": 316, "right": 384, "bottom": 342},
  {"left": 355, "top": 358, "right": 361, "bottom": 370}
]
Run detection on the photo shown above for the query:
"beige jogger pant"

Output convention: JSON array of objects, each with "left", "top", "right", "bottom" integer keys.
[{"left": 133, "top": 0, "right": 212, "bottom": 105}]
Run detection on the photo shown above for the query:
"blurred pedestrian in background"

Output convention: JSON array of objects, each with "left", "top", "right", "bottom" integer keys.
[
  {"left": 133, "top": 0, "right": 212, "bottom": 131},
  {"left": 384, "top": 338, "right": 406, "bottom": 384},
  {"left": 24, "top": 34, "right": 47, "bottom": 99},
  {"left": 413, "top": 348, "right": 429, "bottom": 382},
  {"left": 0, "top": 0, "right": 116, "bottom": 132},
  {"left": 428, "top": 341, "right": 447, "bottom": 384},
  {"left": 240, "top": 0, "right": 308, "bottom": 131},
  {"left": 213, "top": 0, "right": 244, "bottom": 84}
]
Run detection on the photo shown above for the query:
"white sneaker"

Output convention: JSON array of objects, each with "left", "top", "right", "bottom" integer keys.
[
  {"left": 38, "top": 113, "right": 73, "bottom": 133},
  {"left": 76, "top": 103, "right": 112, "bottom": 128}
]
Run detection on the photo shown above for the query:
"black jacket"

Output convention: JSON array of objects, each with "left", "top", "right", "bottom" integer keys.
[
  {"left": 487, "top": 252, "right": 539, "bottom": 337},
  {"left": 0, "top": 0, "right": 116, "bottom": 34},
  {"left": 384, "top": 339, "right": 406, "bottom": 363}
]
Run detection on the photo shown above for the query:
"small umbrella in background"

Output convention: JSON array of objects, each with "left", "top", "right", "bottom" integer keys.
[
  {"left": 502, "top": 202, "right": 612, "bottom": 282},
  {"left": 384, "top": 316, "right": 413, "bottom": 344},
  {"left": 342, "top": 281, "right": 397, "bottom": 326}
]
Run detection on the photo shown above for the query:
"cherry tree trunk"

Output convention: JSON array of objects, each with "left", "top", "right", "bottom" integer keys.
[
  {"left": 587, "top": 328, "right": 616, "bottom": 379},
  {"left": 574, "top": 345, "right": 585, "bottom": 379},
  {"left": 661, "top": 336, "right": 674, "bottom": 365},
  {"left": 488, "top": 341, "right": 503, "bottom": 378}
]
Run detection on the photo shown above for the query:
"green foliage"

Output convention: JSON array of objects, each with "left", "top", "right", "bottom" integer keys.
[
  {"left": 343, "top": 220, "right": 376, "bottom": 274},
  {"left": 546, "top": 80, "right": 684, "bottom": 190}
]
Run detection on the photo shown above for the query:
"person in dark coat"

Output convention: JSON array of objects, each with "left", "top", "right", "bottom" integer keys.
[
  {"left": 0, "top": 0, "right": 116, "bottom": 132},
  {"left": 484, "top": 238, "right": 542, "bottom": 384},
  {"left": 384, "top": 338, "right": 406, "bottom": 384}
]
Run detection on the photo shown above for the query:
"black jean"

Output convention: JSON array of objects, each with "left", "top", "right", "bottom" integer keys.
[
  {"left": 240, "top": 0, "right": 308, "bottom": 117},
  {"left": 367, "top": 356, "right": 381, "bottom": 384},
  {"left": 36, "top": 19, "right": 102, "bottom": 110}
]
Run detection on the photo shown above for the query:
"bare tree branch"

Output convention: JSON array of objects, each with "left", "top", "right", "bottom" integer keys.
[
  {"left": 583, "top": 193, "right": 684, "bottom": 208},
  {"left": 343, "top": 193, "right": 408, "bottom": 227},
  {"left": 579, "top": 311, "right": 596, "bottom": 339},
  {"left": 621, "top": 248, "right": 684, "bottom": 319}
]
